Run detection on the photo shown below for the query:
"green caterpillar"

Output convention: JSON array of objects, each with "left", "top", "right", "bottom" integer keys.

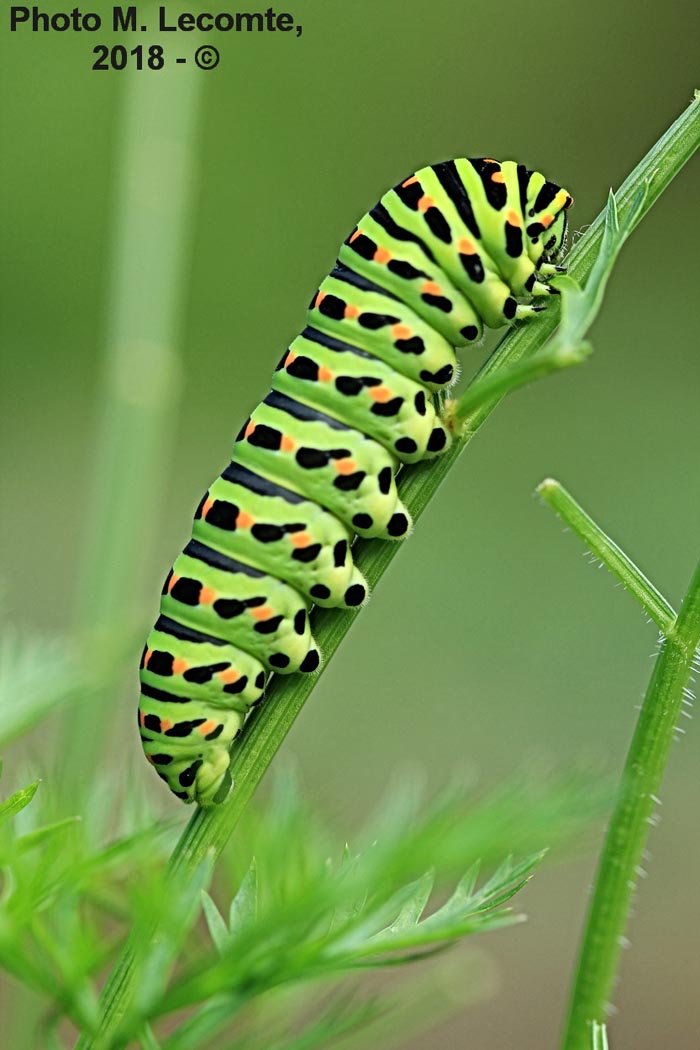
[{"left": 139, "top": 157, "right": 573, "bottom": 805}]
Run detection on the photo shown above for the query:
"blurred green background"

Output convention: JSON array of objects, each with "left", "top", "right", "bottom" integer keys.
[{"left": 1, "top": 0, "right": 699, "bottom": 1046}]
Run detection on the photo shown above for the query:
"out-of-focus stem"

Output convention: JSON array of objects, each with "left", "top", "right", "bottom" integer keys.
[{"left": 67, "top": 66, "right": 203, "bottom": 784}]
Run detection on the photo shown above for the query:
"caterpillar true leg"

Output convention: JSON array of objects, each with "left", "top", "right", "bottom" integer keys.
[
  {"left": 530, "top": 279, "right": 559, "bottom": 297},
  {"left": 138, "top": 156, "right": 573, "bottom": 805},
  {"left": 539, "top": 263, "right": 568, "bottom": 277}
]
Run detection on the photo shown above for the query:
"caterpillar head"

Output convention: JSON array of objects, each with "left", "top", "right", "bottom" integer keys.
[{"left": 524, "top": 177, "right": 574, "bottom": 267}]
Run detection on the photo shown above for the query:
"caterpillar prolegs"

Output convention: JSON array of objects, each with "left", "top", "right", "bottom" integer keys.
[{"left": 139, "top": 157, "right": 573, "bottom": 805}]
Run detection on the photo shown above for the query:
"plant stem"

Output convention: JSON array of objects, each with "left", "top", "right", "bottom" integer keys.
[
  {"left": 77, "top": 94, "right": 700, "bottom": 1049},
  {"left": 562, "top": 557, "right": 700, "bottom": 1050},
  {"left": 450, "top": 343, "right": 591, "bottom": 428},
  {"left": 65, "top": 66, "right": 203, "bottom": 790},
  {"left": 536, "top": 479, "right": 676, "bottom": 632}
]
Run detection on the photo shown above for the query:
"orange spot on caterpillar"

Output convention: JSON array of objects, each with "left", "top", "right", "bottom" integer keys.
[
  {"left": 314, "top": 291, "right": 326, "bottom": 308},
  {"left": 402, "top": 176, "right": 418, "bottom": 187},
  {"left": 483, "top": 158, "right": 498, "bottom": 164},
  {"left": 344, "top": 304, "right": 360, "bottom": 319},
  {"left": 147, "top": 753, "right": 154, "bottom": 763},
  {"left": 167, "top": 574, "right": 179, "bottom": 593},
  {"left": 244, "top": 421, "right": 255, "bottom": 438},
  {"left": 218, "top": 668, "right": 239, "bottom": 684},
  {"left": 417, "top": 195, "right": 435, "bottom": 212},
  {"left": 318, "top": 366, "right": 333, "bottom": 382},
  {"left": 334, "top": 458, "right": 357, "bottom": 475},
  {"left": 160, "top": 719, "right": 173, "bottom": 731},
  {"left": 392, "top": 324, "right": 411, "bottom": 339},
  {"left": 144, "top": 649, "right": 153, "bottom": 667},
  {"left": 374, "top": 247, "right": 391, "bottom": 264},
  {"left": 506, "top": 210, "right": 521, "bottom": 227},
  {"left": 198, "top": 719, "right": 218, "bottom": 736},
  {"left": 421, "top": 281, "right": 441, "bottom": 296},
  {"left": 250, "top": 605, "right": 274, "bottom": 621},
  {"left": 285, "top": 351, "right": 297, "bottom": 368},
  {"left": 199, "top": 587, "right": 216, "bottom": 605},
  {"left": 139, "top": 710, "right": 146, "bottom": 727},
  {"left": 368, "top": 386, "right": 392, "bottom": 403},
  {"left": 290, "top": 532, "right": 311, "bottom": 548},
  {"left": 236, "top": 510, "right": 254, "bottom": 528},
  {"left": 349, "top": 228, "right": 361, "bottom": 242},
  {"left": 458, "top": 238, "right": 476, "bottom": 254},
  {"left": 541, "top": 213, "right": 554, "bottom": 228},
  {"left": 491, "top": 171, "right": 505, "bottom": 184},
  {"left": 172, "top": 658, "right": 188, "bottom": 675},
  {"left": 281, "top": 435, "right": 296, "bottom": 452}
]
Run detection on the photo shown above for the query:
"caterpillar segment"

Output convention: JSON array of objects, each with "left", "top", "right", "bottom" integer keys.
[
  {"left": 272, "top": 332, "right": 451, "bottom": 465},
  {"left": 161, "top": 540, "right": 319, "bottom": 673},
  {"left": 139, "top": 619, "right": 267, "bottom": 803},
  {"left": 338, "top": 216, "right": 483, "bottom": 347},
  {"left": 139, "top": 156, "right": 572, "bottom": 805},
  {"left": 232, "top": 392, "right": 412, "bottom": 541},
  {"left": 388, "top": 164, "right": 523, "bottom": 329},
  {"left": 141, "top": 621, "right": 266, "bottom": 709},
  {"left": 193, "top": 463, "right": 367, "bottom": 610},
  {"left": 308, "top": 268, "right": 460, "bottom": 390}
]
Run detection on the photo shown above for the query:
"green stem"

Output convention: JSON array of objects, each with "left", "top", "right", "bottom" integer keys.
[
  {"left": 536, "top": 479, "right": 676, "bottom": 632},
  {"left": 450, "top": 343, "right": 591, "bottom": 428},
  {"left": 562, "top": 557, "right": 700, "bottom": 1050},
  {"left": 65, "top": 66, "right": 203, "bottom": 790},
  {"left": 77, "top": 95, "right": 700, "bottom": 1049}
]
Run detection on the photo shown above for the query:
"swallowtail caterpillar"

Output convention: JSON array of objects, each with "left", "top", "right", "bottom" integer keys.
[{"left": 138, "top": 157, "right": 573, "bottom": 804}]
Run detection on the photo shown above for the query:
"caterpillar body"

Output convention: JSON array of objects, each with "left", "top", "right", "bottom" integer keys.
[{"left": 139, "top": 157, "right": 573, "bottom": 805}]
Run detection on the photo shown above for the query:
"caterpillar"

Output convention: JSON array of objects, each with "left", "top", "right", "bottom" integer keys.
[{"left": 139, "top": 157, "right": 573, "bottom": 805}]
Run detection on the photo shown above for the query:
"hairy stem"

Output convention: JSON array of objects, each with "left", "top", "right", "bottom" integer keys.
[
  {"left": 562, "top": 557, "right": 700, "bottom": 1050},
  {"left": 537, "top": 479, "right": 676, "bottom": 632},
  {"left": 77, "top": 94, "right": 700, "bottom": 1049}
]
